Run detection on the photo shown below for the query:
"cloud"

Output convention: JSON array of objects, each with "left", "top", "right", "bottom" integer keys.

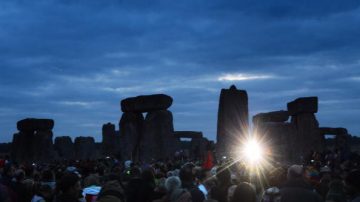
[
  {"left": 0, "top": 0, "right": 359, "bottom": 142},
  {"left": 55, "top": 101, "right": 103, "bottom": 108},
  {"left": 218, "top": 73, "right": 275, "bottom": 81}
]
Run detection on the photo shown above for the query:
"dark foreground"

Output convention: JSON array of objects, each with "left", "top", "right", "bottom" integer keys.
[{"left": 0, "top": 149, "right": 360, "bottom": 202}]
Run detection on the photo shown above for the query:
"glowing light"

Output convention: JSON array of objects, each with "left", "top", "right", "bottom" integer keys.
[{"left": 243, "top": 139, "right": 263, "bottom": 164}]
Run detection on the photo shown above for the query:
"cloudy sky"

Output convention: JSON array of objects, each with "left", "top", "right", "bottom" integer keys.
[{"left": 1, "top": 0, "right": 360, "bottom": 142}]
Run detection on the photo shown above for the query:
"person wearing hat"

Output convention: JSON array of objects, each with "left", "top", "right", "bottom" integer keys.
[{"left": 280, "top": 165, "right": 322, "bottom": 202}]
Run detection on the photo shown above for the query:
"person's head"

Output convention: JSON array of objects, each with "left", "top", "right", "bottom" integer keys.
[
  {"left": 141, "top": 168, "right": 155, "bottom": 183},
  {"left": 83, "top": 174, "right": 100, "bottom": 187},
  {"left": 97, "top": 180, "right": 125, "bottom": 202},
  {"left": 179, "top": 165, "right": 194, "bottom": 184},
  {"left": 41, "top": 169, "right": 55, "bottom": 182},
  {"left": 14, "top": 169, "right": 25, "bottom": 182},
  {"left": 165, "top": 176, "right": 182, "bottom": 193},
  {"left": 216, "top": 166, "right": 231, "bottom": 185},
  {"left": 230, "top": 182, "right": 256, "bottom": 202},
  {"left": 56, "top": 172, "right": 81, "bottom": 197},
  {"left": 287, "top": 165, "right": 303, "bottom": 180},
  {"left": 130, "top": 166, "right": 141, "bottom": 178}
]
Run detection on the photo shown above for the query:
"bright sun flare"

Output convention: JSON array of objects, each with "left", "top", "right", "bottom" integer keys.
[{"left": 242, "top": 139, "right": 263, "bottom": 164}]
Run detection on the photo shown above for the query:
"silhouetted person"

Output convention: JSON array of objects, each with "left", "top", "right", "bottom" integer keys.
[
  {"left": 280, "top": 165, "right": 322, "bottom": 202},
  {"left": 54, "top": 172, "right": 82, "bottom": 202},
  {"left": 211, "top": 166, "right": 232, "bottom": 202},
  {"left": 180, "top": 164, "right": 205, "bottom": 202},
  {"left": 230, "top": 182, "right": 256, "bottom": 202}
]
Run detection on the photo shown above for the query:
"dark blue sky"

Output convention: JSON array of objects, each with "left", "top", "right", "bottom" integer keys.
[{"left": 1, "top": 0, "right": 360, "bottom": 142}]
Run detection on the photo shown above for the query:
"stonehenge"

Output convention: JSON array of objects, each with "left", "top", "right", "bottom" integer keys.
[
  {"left": 217, "top": 85, "right": 249, "bottom": 158},
  {"left": 12, "top": 118, "right": 56, "bottom": 163},
  {"left": 119, "top": 94, "right": 179, "bottom": 162},
  {"left": 7, "top": 89, "right": 353, "bottom": 164},
  {"left": 253, "top": 96, "right": 350, "bottom": 162}
]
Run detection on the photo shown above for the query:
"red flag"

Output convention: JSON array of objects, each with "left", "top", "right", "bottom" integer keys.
[{"left": 202, "top": 151, "right": 214, "bottom": 169}]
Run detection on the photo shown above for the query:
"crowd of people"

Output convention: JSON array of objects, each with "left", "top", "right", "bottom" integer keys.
[{"left": 0, "top": 148, "right": 359, "bottom": 202}]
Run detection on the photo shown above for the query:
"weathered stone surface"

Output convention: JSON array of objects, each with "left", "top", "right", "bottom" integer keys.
[
  {"left": 291, "top": 113, "right": 324, "bottom": 155},
  {"left": 140, "top": 110, "right": 177, "bottom": 162},
  {"left": 102, "top": 123, "right": 119, "bottom": 156},
  {"left": 11, "top": 131, "right": 55, "bottom": 163},
  {"left": 17, "top": 118, "right": 54, "bottom": 132},
  {"left": 121, "top": 94, "right": 173, "bottom": 113},
  {"left": 33, "top": 130, "right": 55, "bottom": 161},
  {"left": 255, "top": 122, "right": 297, "bottom": 162},
  {"left": 54, "top": 136, "right": 74, "bottom": 159},
  {"left": 11, "top": 132, "right": 31, "bottom": 162},
  {"left": 217, "top": 85, "right": 249, "bottom": 158},
  {"left": 253, "top": 110, "right": 289, "bottom": 124},
  {"left": 74, "top": 137, "right": 96, "bottom": 160},
  {"left": 287, "top": 97, "right": 318, "bottom": 116},
  {"left": 119, "top": 112, "right": 144, "bottom": 161},
  {"left": 174, "top": 131, "right": 203, "bottom": 139}
]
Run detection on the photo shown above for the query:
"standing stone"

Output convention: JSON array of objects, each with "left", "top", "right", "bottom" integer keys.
[
  {"left": 255, "top": 122, "right": 297, "bottom": 162},
  {"left": 119, "top": 112, "right": 144, "bottom": 161},
  {"left": 102, "top": 123, "right": 118, "bottom": 156},
  {"left": 288, "top": 97, "right": 323, "bottom": 156},
  {"left": 54, "top": 136, "right": 74, "bottom": 159},
  {"left": 33, "top": 130, "right": 55, "bottom": 162},
  {"left": 140, "top": 110, "right": 176, "bottom": 162},
  {"left": 217, "top": 85, "right": 249, "bottom": 158},
  {"left": 74, "top": 137, "right": 96, "bottom": 160}
]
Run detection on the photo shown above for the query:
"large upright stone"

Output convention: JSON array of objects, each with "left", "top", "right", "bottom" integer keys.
[
  {"left": 33, "top": 130, "right": 55, "bottom": 162},
  {"left": 121, "top": 94, "right": 173, "bottom": 113},
  {"left": 255, "top": 122, "right": 297, "bottom": 162},
  {"left": 119, "top": 112, "right": 144, "bottom": 161},
  {"left": 217, "top": 85, "right": 249, "bottom": 157},
  {"left": 287, "top": 97, "right": 323, "bottom": 156},
  {"left": 287, "top": 97, "right": 318, "bottom": 116},
  {"left": 102, "top": 123, "right": 119, "bottom": 156},
  {"left": 74, "top": 137, "right": 96, "bottom": 160},
  {"left": 54, "top": 136, "right": 74, "bottom": 159},
  {"left": 140, "top": 110, "right": 177, "bottom": 162},
  {"left": 291, "top": 113, "right": 323, "bottom": 154}
]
